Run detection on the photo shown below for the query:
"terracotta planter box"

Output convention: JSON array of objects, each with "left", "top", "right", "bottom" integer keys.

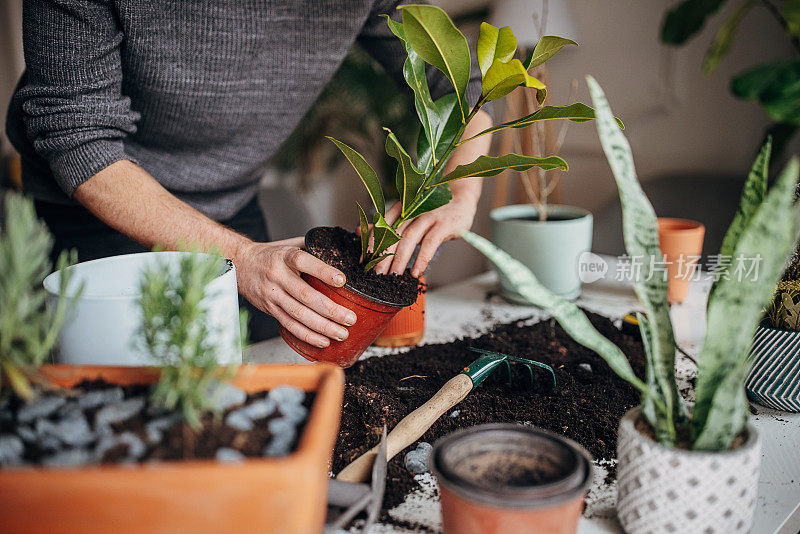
[{"left": 0, "top": 364, "right": 344, "bottom": 534}]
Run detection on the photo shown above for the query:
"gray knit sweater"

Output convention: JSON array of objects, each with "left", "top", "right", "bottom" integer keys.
[{"left": 6, "top": 0, "right": 485, "bottom": 220}]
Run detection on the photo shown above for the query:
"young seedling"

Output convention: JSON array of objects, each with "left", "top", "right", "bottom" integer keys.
[
  {"left": 138, "top": 250, "right": 248, "bottom": 430},
  {"left": 464, "top": 77, "right": 800, "bottom": 451},
  {"left": 328, "top": 5, "right": 617, "bottom": 270},
  {"left": 0, "top": 194, "right": 79, "bottom": 401}
]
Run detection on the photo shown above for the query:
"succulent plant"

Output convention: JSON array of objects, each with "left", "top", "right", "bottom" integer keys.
[
  {"left": 464, "top": 77, "right": 800, "bottom": 451},
  {"left": 329, "top": 5, "right": 617, "bottom": 270},
  {"left": 0, "top": 193, "right": 79, "bottom": 401}
]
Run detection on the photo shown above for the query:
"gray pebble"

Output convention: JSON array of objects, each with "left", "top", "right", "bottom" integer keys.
[
  {"left": 39, "top": 434, "right": 62, "bottom": 452},
  {"left": 449, "top": 410, "right": 460, "bottom": 418},
  {"left": 416, "top": 442, "right": 432, "bottom": 454},
  {"left": 17, "top": 396, "right": 66, "bottom": 423},
  {"left": 268, "top": 417, "right": 296, "bottom": 441},
  {"left": 206, "top": 382, "right": 247, "bottom": 412},
  {"left": 16, "top": 425, "right": 36, "bottom": 443},
  {"left": 268, "top": 386, "right": 304, "bottom": 406},
  {"left": 404, "top": 450, "right": 428, "bottom": 474},
  {"left": 579, "top": 363, "right": 592, "bottom": 373},
  {"left": 216, "top": 448, "right": 245, "bottom": 463},
  {"left": 239, "top": 398, "right": 276, "bottom": 421},
  {"left": 78, "top": 387, "right": 124, "bottom": 410},
  {"left": 263, "top": 435, "right": 293, "bottom": 457},
  {"left": 56, "top": 401, "right": 83, "bottom": 421},
  {"left": 43, "top": 449, "right": 91, "bottom": 468},
  {"left": 144, "top": 413, "right": 182, "bottom": 444},
  {"left": 95, "top": 398, "right": 145, "bottom": 426},
  {"left": 0, "top": 435, "right": 24, "bottom": 465},
  {"left": 46, "top": 415, "right": 95, "bottom": 447},
  {"left": 279, "top": 404, "right": 308, "bottom": 424},
  {"left": 94, "top": 435, "right": 119, "bottom": 461},
  {"left": 225, "top": 411, "right": 253, "bottom": 432},
  {"left": 118, "top": 432, "right": 146, "bottom": 460}
]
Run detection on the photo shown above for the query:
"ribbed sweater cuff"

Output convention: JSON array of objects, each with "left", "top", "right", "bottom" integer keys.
[{"left": 47, "top": 139, "right": 135, "bottom": 196}]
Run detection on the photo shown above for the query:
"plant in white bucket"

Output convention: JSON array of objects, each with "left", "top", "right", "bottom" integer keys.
[
  {"left": 463, "top": 76, "right": 800, "bottom": 533},
  {"left": 43, "top": 250, "right": 243, "bottom": 366}
]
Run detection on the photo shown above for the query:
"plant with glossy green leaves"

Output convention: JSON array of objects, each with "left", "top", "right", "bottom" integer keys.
[
  {"left": 464, "top": 76, "right": 800, "bottom": 451},
  {"left": 138, "top": 250, "right": 248, "bottom": 429},
  {"left": 0, "top": 193, "right": 80, "bottom": 401},
  {"left": 329, "top": 5, "right": 614, "bottom": 270}
]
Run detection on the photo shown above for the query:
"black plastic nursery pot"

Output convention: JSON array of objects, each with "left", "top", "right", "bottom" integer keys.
[{"left": 430, "top": 424, "right": 593, "bottom": 534}]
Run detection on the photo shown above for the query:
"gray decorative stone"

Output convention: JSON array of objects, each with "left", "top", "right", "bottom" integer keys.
[
  {"left": 579, "top": 363, "right": 593, "bottom": 373},
  {"left": 268, "top": 417, "right": 296, "bottom": 441},
  {"left": 216, "top": 447, "right": 245, "bottom": 463},
  {"left": 94, "top": 435, "right": 119, "bottom": 461},
  {"left": 16, "top": 425, "right": 37, "bottom": 443},
  {"left": 43, "top": 449, "right": 91, "bottom": 468},
  {"left": 206, "top": 382, "right": 247, "bottom": 412},
  {"left": 416, "top": 442, "right": 432, "bottom": 454},
  {"left": 48, "top": 415, "right": 95, "bottom": 447},
  {"left": 225, "top": 411, "right": 253, "bottom": 432},
  {"left": 404, "top": 450, "right": 428, "bottom": 474},
  {"left": 78, "top": 387, "right": 124, "bottom": 410},
  {"left": 118, "top": 432, "right": 146, "bottom": 460},
  {"left": 17, "top": 395, "right": 66, "bottom": 423},
  {"left": 0, "top": 435, "right": 24, "bottom": 465},
  {"left": 56, "top": 400, "right": 83, "bottom": 420},
  {"left": 263, "top": 436, "right": 293, "bottom": 457},
  {"left": 268, "top": 385, "right": 304, "bottom": 406},
  {"left": 278, "top": 403, "right": 307, "bottom": 424},
  {"left": 449, "top": 410, "right": 460, "bottom": 418},
  {"left": 144, "top": 413, "right": 182, "bottom": 444},
  {"left": 95, "top": 397, "right": 145, "bottom": 426},
  {"left": 240, "top": 398, "right": 276, "bottom": 420}
]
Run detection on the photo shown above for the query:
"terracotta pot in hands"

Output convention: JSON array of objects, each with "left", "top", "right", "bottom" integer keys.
[{"left": 657, "top": 218, "right": 705, "bottom": 304}]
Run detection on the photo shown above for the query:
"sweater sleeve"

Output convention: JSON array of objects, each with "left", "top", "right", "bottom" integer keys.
[
  {"left": 15, "top": 0, "right": 140, "bottom": 196},
  {"left": 357, "top": 0, "right": 492, "bottom": 120}
]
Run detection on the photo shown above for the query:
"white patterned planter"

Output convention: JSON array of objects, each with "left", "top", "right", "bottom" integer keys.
[
  {"left": 616, "top": 408, "right": 761, "bottom": 534},
  {"left": 746, "top": 324, "right": 800, "bottom": 412}
]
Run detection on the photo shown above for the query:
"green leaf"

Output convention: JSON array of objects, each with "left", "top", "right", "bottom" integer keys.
[
  {"left": 399, "top": 4, "right": 472, "bottom": 122},
  {"left": 460, "top": 102, "right": 623, "bottom": 144},
  {"left": 588, "top": 75, "right": 684, "bottom": 444},
  {"left": 462, "top": 231, "right": 649, "bottom": 395},
  {"left": 327, "top": 137, "right": 385, "bottom": 215},
  {"left": 365, "top": 253, "right": 395, "bottom": 271},
  {"left": 692, "top": 158, "right": 800, "bottom": 450},
  {"left": 417, "top": 93, "right": 461, "bottom": 173},
  {"left": 661, "top": 0, "right": 727, "bottom": 45},
  {"left": 357, "top": 202, "right": 370, "bottom": 260},
  {"left": 477, "top": 22, "right": 517, "bottom": 76},
  {"left": 482, "top": 58, "right": 546, "bottom": 102},
  {"left": 371, "top": 212, "right": 401, "bottom": 258},
  {"left": 435, "top": 154, "right": 567, "bottom": 186},
  {"left": 523, "top": 36, "right": 578, "bottom": 69},
  {"left": 731, "top": 60, "right": 800, "bottom": 124},
  {"left": 405, "top": 183, "right": 452, "bottom": 220},
  {"left": 385, "top": 129, "right": 425, "bottom": 218},
  {"left": 702, "top": 1, "right": 755, "bottom": 76},
  {"left": 785, "top": 0, "right": 800, "bottom": 37}
]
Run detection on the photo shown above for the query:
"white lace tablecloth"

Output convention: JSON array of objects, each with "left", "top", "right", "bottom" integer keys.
[{"left": 248, "top": 265, "right": 800, "bottom": 534}]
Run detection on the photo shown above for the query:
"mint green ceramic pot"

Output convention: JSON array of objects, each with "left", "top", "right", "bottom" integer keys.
[{"left": 490, "top": 204, "right": 593, "bottom": 302}]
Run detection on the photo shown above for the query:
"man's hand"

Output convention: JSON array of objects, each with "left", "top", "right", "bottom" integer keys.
[{"left": 233, "top": 238, "right": 357, "bottom": 348}]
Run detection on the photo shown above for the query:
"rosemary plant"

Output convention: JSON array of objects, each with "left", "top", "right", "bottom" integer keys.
[
  {"left": 329, "top": 5, "right": 618, "bottom": 269},
  {"left": 0, "top": 193, "right": 79, "bottom": 400},
  {"left": 464, "top": 77, "right": 800, "bottom": 451},
  {"left": 138, "top": 251, "right": 247, "bottom": 429}
]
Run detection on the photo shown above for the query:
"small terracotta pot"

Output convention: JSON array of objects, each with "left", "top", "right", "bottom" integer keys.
[
  {"left": 0, "top": 364, "right": 344, "bottom": 534},
  {"left": 430, "top": 424, "right": 593, "bottom": 534},
  {"left": 657, "top": 218, "right": 705, "bottom": 304},
  {"left": 374, "top": 276, "right": 426, "bottom": 348},
  {"left": 280, "top": 273, "right": 405, "bottom": 367}
]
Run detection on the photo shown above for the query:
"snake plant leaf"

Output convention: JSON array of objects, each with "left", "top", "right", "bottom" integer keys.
[
  {"left": 399, "top": 4, "right": 471, "bottom": 123},
  {"left": 405, "top": 183, "right": 452, "bottom": 220},
  {"left": 417, "top": 93, "right": 461, "bottom": 174},
  {"left": 434, "top": 154, "right": 567, "bottom": 187},
  {"left": 384, "top": 16, "right": 439, "bottom": 152},
  {"left": 460, "top": 102, "right": 623, "bottom": 144},
  {"left": 661, "top": 0, "right": 727, "bottom": 45},
  {"left": 522, "top": 36, "right": 578, "bottom": 70},
  {"left": 477, "top": 22, "right": 517, "bottom": 77},
  {"left": 327, "top": 137, "right": 385, "bottom": 216},
  {"left": 636, "top": 313, "right": 676, "bottom": 443},
  {"left": 371, "top": 212, "right": 401, "bottom": 258},
  {"left": 731, "top": 60, "right": 800, "bottom": 123},
  {"left": 713, "top": 136, "right": 771, "bottom": 292},
  {"left": 384, "top": 129, "right": 425, "bottom": 218},
  {"left": 462, "top": 231, "right": 650, "bottom": 396},
  {"left": 357, "top": 202, "right": 370, "bottom": 260},
  {"left": 588, "top": 75, "right": 684, "bottom": 442},
  {"left": 692, "top": 157, "right": 800, "bottom": 450},
  {"left": 482, "top": 58, "right": 546, "bottom": 102},
  {"left": 467, "top": 347, "right": 557, "bottom": 389},
  {"left": 702, "top": 0, "right": 755, "bottom": 75}
]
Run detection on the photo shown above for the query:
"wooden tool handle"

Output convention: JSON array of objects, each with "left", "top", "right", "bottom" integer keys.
[{"left": 336, "top": 373, "right": 473, "bottom": 483}]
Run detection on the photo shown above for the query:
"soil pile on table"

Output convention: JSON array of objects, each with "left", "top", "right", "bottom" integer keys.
[
  {"left": 333, "top": 311, "right": 646, "bottom": 510},
  {"left": 306, "top": 226, "right": 418, "bottom": 306}
]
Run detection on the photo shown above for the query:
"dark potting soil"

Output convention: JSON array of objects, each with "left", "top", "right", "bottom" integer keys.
[
  {"left": 333, "top": 311, "right": 646, "bottom": 511},
  {"left": 305, "top": 226, "right": 419, "bottom": 306},
  {"left": 0, "top": 381, "right": 314, "bottom": 466}
]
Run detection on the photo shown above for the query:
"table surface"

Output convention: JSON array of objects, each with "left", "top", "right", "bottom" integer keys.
[{"left": 248, "top": 268, "right": 800, "bottom": 534}]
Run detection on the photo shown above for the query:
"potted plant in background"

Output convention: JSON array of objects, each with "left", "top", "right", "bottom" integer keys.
[
  {"left": 0, "top": 201, "right": 344, "bottom": 534},
  {"left": 463, "top": 77, "right": 800, "bottom": 533},
  {"left": 283, "top": 4, "right": 613, "bottom": 367}
]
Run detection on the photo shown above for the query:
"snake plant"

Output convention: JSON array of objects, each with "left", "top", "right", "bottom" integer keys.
[
  {"left": 329, "top": 5, "right": 619, "bottom": 270},
  {"left": 464, "top": 76, "right": 800, "bottom": 451}
]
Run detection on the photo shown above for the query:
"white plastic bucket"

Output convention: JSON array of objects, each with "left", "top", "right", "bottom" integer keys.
[{"left": 43, "top": 251, "right": 242, "bottom": 366}]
